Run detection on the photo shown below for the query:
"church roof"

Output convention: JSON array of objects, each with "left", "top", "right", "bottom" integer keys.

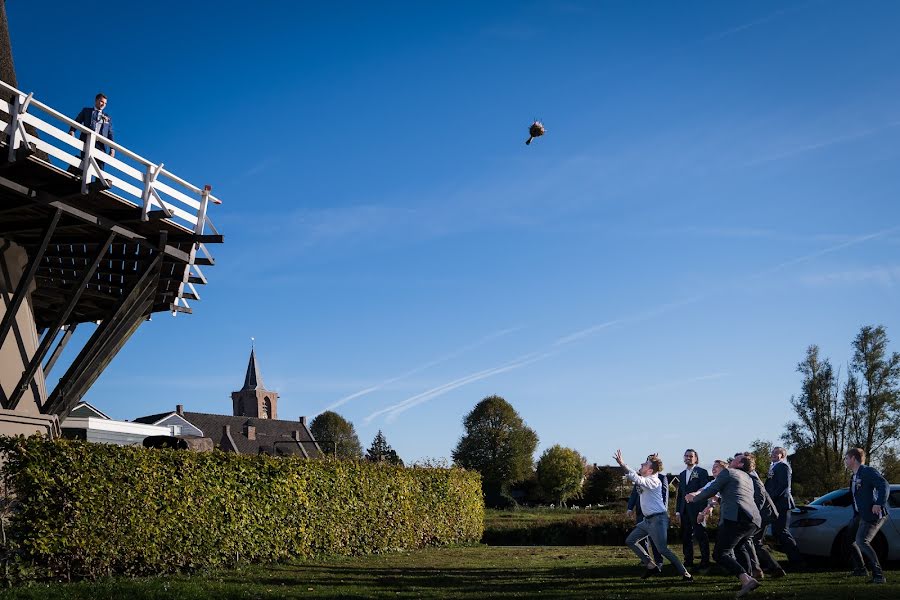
[
  {"left": 181, "top": 411, "right": 322, "bottom": 457},
  {"left": 241, "top": 348, "right": 265, "bottom": 391}
]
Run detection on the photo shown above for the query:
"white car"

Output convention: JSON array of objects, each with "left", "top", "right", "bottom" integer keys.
[{"left": 789, "top": 484, "right": 900, "bottom": 564}]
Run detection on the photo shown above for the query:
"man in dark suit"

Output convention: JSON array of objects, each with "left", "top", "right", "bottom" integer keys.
[
  {"left": 687, "top": 461, "right": 762, "bottom": 597},
  {"left": 764, "top": 446, "right": 803, "bottom": 565},
  {"left": 844, "top": 447, "right": 889, "bottom": 584},
  {"left": 674, "top": 448, "right": 710, "bottom": 568},
  {"left": 69, "top": 93, "right": 115, "bottom": 159}
]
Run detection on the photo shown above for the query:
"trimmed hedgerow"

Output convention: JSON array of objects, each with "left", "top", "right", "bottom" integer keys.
[{"left": 0, "top": 437, "right": 483, "bottom": 581}]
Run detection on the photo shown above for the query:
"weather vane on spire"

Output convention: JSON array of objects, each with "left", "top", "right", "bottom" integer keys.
[{"left": 251, "top": 336, "right": 255, "bottom": 350}]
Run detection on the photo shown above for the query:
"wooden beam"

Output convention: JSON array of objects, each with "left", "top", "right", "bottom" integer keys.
[
  {"left": 44, "top": 254, "right": 163, "bottom": 417},
  {"left": 7, "top": 233, "right": 115, "bottom": 410},
  {"left": 0, "top": 208, "right": 62, "bottom": 350},
  {"left": 164, "top": 233, "right": 224, "bottom": 244},
  {"left": 42, "top": 323, "right": 77, "bottom": 379}
]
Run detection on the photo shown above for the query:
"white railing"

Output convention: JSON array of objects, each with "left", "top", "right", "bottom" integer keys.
[
  {"left": 0, "top": 80, "right": 221, "bottom": 312},
  {"left": 0, "top": 79, "right": 221, "bottom": 236}
]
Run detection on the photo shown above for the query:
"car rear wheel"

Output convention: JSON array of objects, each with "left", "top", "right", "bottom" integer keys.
[{"left": 830, "top": 528, "right": 889, "bottom": 567}]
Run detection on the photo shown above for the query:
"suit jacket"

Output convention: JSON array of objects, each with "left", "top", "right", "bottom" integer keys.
[
  {"left": 691, "top": 468, "right": 761, "bottom": 528},
  {"left": 676, "top": 466, "right": 710, "bottom": 515},
  {"left": 851, "top": 465, "right": 889, "bottom": 523},
  {"left": 72, "top": 107, "right": 114, "bottom": 151},
  {"left": 748, "top": 471, "right": 778, "bottom": 524},
  {"left": 765, "top": 461, "right": 795, "bottom": 510}
]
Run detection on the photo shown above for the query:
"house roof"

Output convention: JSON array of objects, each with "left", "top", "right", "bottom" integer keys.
[
  {"left": 69, "top": 401, "right": 111, "bottom": 420},
  {"left": 132, "top": 411, "right": 176, "bottom": 425},
  {"left": 181, "top": 411, "right": 322, "bottom": 457}
]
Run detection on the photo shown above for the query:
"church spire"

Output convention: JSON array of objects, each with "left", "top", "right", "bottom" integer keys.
[{"left": 241, "top": 346, "right": 264, "bottom": 391}]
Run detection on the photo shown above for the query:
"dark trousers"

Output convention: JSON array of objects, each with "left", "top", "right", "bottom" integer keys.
[
  {"left": 679, "top": 510, "right": 710, "bottom": 565},
  {"left": 713, "top": 519, "right": 757, "bottom": 577},
  {"left": 772, "top": 499, "right": 803, "bottom": 563},
  {"left": 848, "top": 514, "right": 886, "bottom": 577},
  {"left": 751, "top": 523, "right": 781, "bottom": 571}
]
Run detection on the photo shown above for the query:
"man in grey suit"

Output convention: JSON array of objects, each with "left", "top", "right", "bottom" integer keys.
[
  {"left": 844, "top": 447, "right": 889, "bottom": 584},
  {"left": 687, "top": 457, "right": 762, "bottom": 597},
  {"left": 764, "top": 446, "right": 803, "bottom": 566}
]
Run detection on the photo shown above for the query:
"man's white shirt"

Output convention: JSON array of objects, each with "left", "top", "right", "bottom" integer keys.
[{"left": 626, "top": 470, "right": 667, "bottom": 516}]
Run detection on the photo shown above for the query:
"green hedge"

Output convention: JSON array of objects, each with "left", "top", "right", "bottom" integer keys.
[{"left": 0, "top": 437, "right": 483, "bottom": 581}]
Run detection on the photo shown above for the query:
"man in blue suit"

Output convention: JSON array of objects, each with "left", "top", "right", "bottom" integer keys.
[
  {"left": 764, "top": 446, "right": 803, "bottom": 565},
  {"left": 674, "top": 448, "right": 711, "bottom": 568},
  {"left": 69, "top": 93, "right": 115, "bottom": 159},
  {"left": 844, "top": 447, "right": 889, "bottom": 584}
]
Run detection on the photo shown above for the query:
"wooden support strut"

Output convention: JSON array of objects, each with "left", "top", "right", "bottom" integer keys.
[
  {"left": 6, "top": 233, "right": 115, "bottom": 411},
  {"left": 42, "top": 323, "right": 77, "bottom": 379},
  {"left": 0, "top": 208, "right": 62, "bottom": 350},
  {"left": 44, "top": 248, "right": 164, "bottom": 417}
]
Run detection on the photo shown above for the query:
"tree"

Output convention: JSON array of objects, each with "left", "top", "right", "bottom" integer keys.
[
  {"left": 749, "top": 439, "right": 773, "bottom": 482},
  {"left": 534, "top": 445, "right": 586, "bottom": 506},
  {"left": 783, "top": 345, "right": 850, "bottom": 493},
  {"left": 365, "top": 430, "right": 403, "bottom": 466},
  {"left": 451, "top": 395, "right": 538, "bottom": 505},
  {"left": 878, "top": 446, "right": 900, "bottom": 483},
  {"left": 309, "top": 411, "right": 363, "bottom": 460},
  {"left": 582, "top": 465, "right": 620, "bottom": 505},
  {"left": 847, "top": 325, "right": 900, "bottom": 461}
]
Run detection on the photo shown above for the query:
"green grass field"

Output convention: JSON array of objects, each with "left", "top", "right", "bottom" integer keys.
[{"left": 0, "top": 545, "right": 895, "bottom": 599}]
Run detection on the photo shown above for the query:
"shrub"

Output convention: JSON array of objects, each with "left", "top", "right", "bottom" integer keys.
[{"left": 0, "top": 437, "right": 483, "bottom": 581}]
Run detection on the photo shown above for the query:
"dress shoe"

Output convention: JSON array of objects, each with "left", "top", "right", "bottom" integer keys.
[{"left": 735, "top": 577, "right": 760, "bottom": 598}]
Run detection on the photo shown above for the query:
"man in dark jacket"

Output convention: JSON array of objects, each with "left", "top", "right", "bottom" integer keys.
[
  {"left": 69, "top": 92, "right": 115, "bottom": 158},
  {"left": 844, "top": 447, "right": 889, "bottom": 584},
  {"left": 674, "top": 448, "right": 711, "bottom": 568},
  {"left": 764, "top": 447, "right": 803, "bottom": 565}
]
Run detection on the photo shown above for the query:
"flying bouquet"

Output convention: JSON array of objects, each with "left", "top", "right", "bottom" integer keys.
[{"left": 525, "top": 120, "right": 545, "bottom": 145}]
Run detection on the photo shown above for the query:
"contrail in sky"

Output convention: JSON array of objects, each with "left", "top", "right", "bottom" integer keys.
[
  {"left": 363, "top": 224, "right": 897, "bottom": 424},
  {"left": 364, "top": 351, "right": 556, "bottom": 424},
  {"left": 314, "top": 326, "right": 521, "bottom": 417}
]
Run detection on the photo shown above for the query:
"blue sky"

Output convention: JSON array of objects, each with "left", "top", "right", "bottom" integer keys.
[{"left": 7, "top": 1, "right": 900, "bottom": 469}]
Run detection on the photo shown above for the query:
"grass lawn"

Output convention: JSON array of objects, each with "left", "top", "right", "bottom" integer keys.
[{"left": 0, "top": 545, "right": 896, "bottom": 599}]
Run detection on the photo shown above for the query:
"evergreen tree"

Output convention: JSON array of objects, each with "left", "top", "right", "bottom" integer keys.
[{"left": 365, "top": 430, "right": 403, "bottom": 465}]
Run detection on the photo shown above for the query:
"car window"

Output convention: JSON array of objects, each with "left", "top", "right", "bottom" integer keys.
[
  {"left": 810, "top": 489, "right": 853, "bottom": 507},
  {"left": 889, "top": 490, "right": 900, "bottom": 508}
]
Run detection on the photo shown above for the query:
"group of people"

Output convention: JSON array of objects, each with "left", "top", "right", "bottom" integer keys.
[{"left": 613, "top": 445, "right": 890, "bottom": 598}]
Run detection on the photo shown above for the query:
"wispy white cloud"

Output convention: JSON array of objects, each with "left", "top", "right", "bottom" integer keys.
[
  {"left": 362, "top": 222, "right": 899, "bottom": 424},
  {"left": 741, "top": 120, "right": 900, "bottom": 167},
  {"left": 749, "top": 226, "right": 900, "bottom": 280},
  {"left": 703, "top": 7, "right": 795, "bottom": 43},
  {"left": 640, "top": 372, "right": 730, "bottom": 393},
  {"left": 364, "top": 350, "right": 556, "bottom": 424},
  {"left": 316, "top": 326, "right": 522, "bottom": 417},
  {"left": 552, "top": 320, "right": 622, "bottom": 346},
  {"left": 801, "top": 266, "right": 900, "bottom": 288}
]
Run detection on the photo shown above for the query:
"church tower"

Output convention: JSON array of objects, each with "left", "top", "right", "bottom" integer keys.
[{"left": 231, "top": 347, "right": 278, "bottom": 419}]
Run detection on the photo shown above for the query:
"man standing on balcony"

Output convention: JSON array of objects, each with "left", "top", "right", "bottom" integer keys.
[{"left": 69, "top": 93, "right": 115, "bottom": 159}]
